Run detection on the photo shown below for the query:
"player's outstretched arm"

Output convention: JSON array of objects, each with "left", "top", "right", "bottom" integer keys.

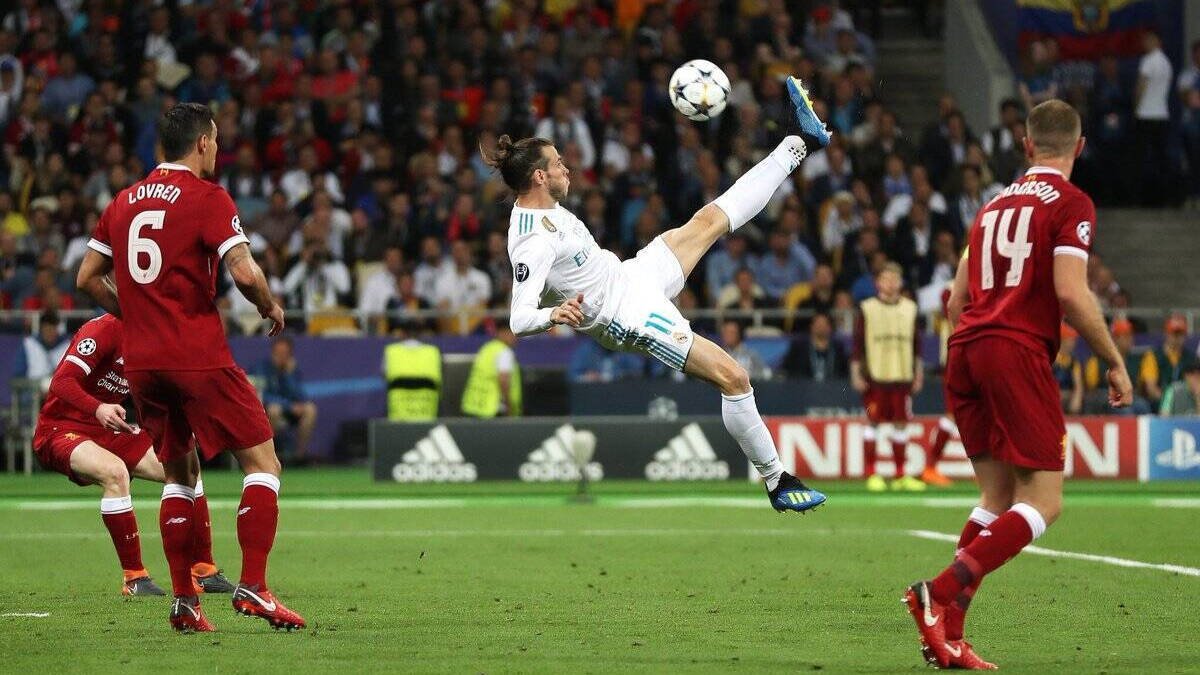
[
  {"left": 225, "top": 242, "right": 285, "bottom": 336},
  {"left": 947, "top": 255, "right": 969, "bottom": 327},
  {"left": 1054, "top": 254, "right": 1133, "bottom": 407},
  {"left": 76, "top": 249, "right": 121, "bottom": 318},
  {"left": 508, "top": 235, "right": 560, "bottom": 336}
]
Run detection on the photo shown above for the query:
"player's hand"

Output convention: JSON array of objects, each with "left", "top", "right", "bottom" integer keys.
[
  {"left": 1106, "top": 366, "right": 1134, "bottom": 408},
  {"left": 263, "top": 303, "right": 285, "bottom": 337},
  {"left": 851, "top": 373, "right": 868, "bottom": 393},
  {"left": 95, "top": 403, "right": 136, "bottom": 433},
  {"left": 911, "top": 370, "right": 925, "bottom": 395},
  {"left": 551, "top": 293, "right": 585, "bottom": 328}
]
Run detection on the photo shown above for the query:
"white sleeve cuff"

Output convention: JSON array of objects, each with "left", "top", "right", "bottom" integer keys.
[
  {"left": 1053, "top": 246, "right": 1088, "bottom": 260},
  {"left": 217, "top": 234, "right": 251, "bottom": 258},
  {"left": 64, "top": 355, "right": 92, "bottom": 375},
  {"left": 87, "top": 238, "right": 112, "bottom": 257}
]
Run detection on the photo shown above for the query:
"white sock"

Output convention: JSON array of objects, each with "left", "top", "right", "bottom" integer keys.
[
  {"left": 100, "top": 495, "right": 133, "bottom": 515},
  {"left": 968, "top": 507, "right": 999, "bottom": 528},
  {"left": 721, "top": 388, "right": 784, "bottom": 491},
  {"left": 713, "top": 136, "right": 806, "bottom": 232},
  {"left": 1010, "top": 502, "right": 1048, "bottom": 540},
  {"left": 244, "top": 472, "right": 281, "bottom": 494},
  {"left": 161, "top": 483, "right": 196, "bottom": 503}
]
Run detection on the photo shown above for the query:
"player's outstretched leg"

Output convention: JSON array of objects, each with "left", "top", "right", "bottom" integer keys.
[
  {"left": 67, "top": 442, "right": 165, "bottom": 596},
  {"left": 684, "top": 336, "right": 826, "bottom": 512},
  {"left": 190, "top": 476, "right": 235, "bottom": 593},
  {"left": 784, "top": 76, "right": 833, "bottom": 148},
  {"left": 231, "top": 441, "right": 306, "bottom": 630},
  {"left": 922, "top": 416, "right": 957, "bottom": 487}
]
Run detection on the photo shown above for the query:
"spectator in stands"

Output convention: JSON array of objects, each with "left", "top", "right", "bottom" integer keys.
[
  {"left": 982, "top": 98, "right": 1024, "bottom": 160},
  {"left": 41, "top": 52, "right": 94, "bottom": 121},
  {"left": 258, "top": 337, "right": 318, "bottom": 464},
  {"left": 282, "top": 239, "right": 351, "bottom": 313},
  {"left": 757, "top": 228, "right": 815, "bottom": 304},
  {"left": 1083, "top": 318, "right": 1150, "bottom": 414},
  {"left": 1134, "top": 31, "right": 1173, "bottom": 206},
  {"left": 12, "top": 311, "right": 68, "bottom": 386},
  {"left": 1160, "top": 362, "right": 1200, "bottom": 416},
  {"left": 535, "top": 95, "right": 596, "bottom": 171},
  {"left": 821, "top": 191, "right": 863, "bottom": 253},
  {"left": 1053, "top": 324, "right": 1084, "bottom": 415},
  {"left": 783, "top": 312, "right": 848, "bottom": 382},
  {"left": 720, "top": 320, "right": 770, "bottom": 381},
  {"left": 413, "top": 236, "right": 449, "bottom": 305},
  {"left": 433, "top": 240, "right": 491, "bottom": 332},
  {"left": 704, "top": 232, "right": 757, "bottom": 306},
  {"left": 1019, "top": 39, "right": 1058, "bottom": 111},
  {"left": 717, "top": 267, "right": 768, "bottom": 320},
  {"left": 383, "top": 271, "right": 433, "bottom": 336},
  {"left": 359, "top": 245, "right": 403, "bottom": 319},
  {"left": 1140, "top": 315, "right": 1197, "bottom": 407},
  {"left": 797, "top": 263, "right": 838, "bottom": 328},
  {"left": 568, "top": 340, "right": 646, "bottom": 383}
]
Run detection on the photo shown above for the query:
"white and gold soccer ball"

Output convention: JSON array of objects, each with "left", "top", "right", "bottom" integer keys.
[{"left": 668, "top": 59, "right": 731, "bottom": 122}]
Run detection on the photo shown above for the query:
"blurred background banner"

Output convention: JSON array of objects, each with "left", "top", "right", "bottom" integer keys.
[
  {"left": 1144, "top": 417, "right": 1200, "bottom": 479},
  {"left": 371, "top": 415, "right": 1148, "bottom": 483},
  {"left": 370, "top": 417, "right": 740, "bottom": 483},
  {"left": 1018, "top": 0, "right": 1159, "bottom": 59}
]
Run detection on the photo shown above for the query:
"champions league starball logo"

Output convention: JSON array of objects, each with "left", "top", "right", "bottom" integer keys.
[{"left": 76, "top": 338, "right": 97, "bottom": 356}]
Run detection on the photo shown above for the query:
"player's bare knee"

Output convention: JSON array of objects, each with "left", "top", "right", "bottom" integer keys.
[
  {"left": 96, "top": 458, "right": 131, "bottom": 493},
  {"left": 718, "top": 361, "right": 751, "bottom": 396}
]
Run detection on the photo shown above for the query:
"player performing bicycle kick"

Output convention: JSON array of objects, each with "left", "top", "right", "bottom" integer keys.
[{"left": 485, "top": 77, "right": 830, "bottom": 513}]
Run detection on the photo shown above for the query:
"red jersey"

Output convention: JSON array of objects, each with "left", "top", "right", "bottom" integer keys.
[
  {"left": 950, "top": 166, "right": 1096, "bottom": 359},
  {"left": 87, "top": 163, "right": 249, "bottom": 372},
  {"left": 36, "top": 314, "right": 129, "bottom": 433}
]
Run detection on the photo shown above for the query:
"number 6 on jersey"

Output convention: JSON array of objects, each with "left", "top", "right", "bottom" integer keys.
[{"left": 128, "top": 210, "right": 166, "bottom": 284}]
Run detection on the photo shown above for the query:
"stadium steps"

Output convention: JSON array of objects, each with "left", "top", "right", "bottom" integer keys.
[
  {"left": 873, "top": 37, "right": 945, "bottom": 140},
  {"left": 1094, "top": 209, "right": 1200, "bottom": 308}
]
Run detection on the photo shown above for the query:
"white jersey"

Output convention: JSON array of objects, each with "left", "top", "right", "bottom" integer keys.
[
  {"left": 507, "top": 203, "right": 626, "bottom": 337},
  {"left": 507, "top": 201, "right": 695, "bottom": 371}
]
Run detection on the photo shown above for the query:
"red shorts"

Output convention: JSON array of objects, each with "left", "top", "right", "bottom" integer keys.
[
  {"left": 864, "top": 383, "right": 913, "bottom": 424},
  {"left": 33, "top": 424, "right": 154, "bottom": 486},
  {"left": 945, "top": 337, "right": 1066, "bottom": 471},
  {"left": 126, "top": 367, "right": 273, "bottom": 463}
]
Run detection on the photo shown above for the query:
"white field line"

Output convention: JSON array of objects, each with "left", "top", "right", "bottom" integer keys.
[
  {"left": 0, "top": 527, "right": 883, "bottom": 540},
  {"left": 8, "top": 495, "right": 1198, "bottom": 513},
  {"left": 2, "top": 613, "right": 49, "bottom": 618},
  {"left": 907, "top": 529, "right": 1200, "bottom": 578},
  {"left": 14, "top": 498, "right": 472, "bottom": 511},
  {"left": 613, "top": 497, "right": 765, "bottom": 508},
  {"left": 1152, "top": 498, "right": 1200, "bottom": 508}
]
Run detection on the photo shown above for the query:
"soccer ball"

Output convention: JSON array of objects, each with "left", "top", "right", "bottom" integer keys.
[{"left": 668, "top": 59, "right": 730, "bottom": 122}]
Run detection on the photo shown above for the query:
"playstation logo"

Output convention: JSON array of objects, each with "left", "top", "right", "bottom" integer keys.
[{"left": 1156, "top": 429, "right": 1200, "bottom": 471}]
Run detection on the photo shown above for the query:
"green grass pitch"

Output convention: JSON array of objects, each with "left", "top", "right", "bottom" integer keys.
[{"left": 0, "top": 469, "right": 1197, "bottom": 673}]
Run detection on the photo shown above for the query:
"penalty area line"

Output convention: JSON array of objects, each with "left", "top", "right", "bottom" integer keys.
[
  {"left": 2, "top": 613, "right": 49, "bottom": 618},
  {"left": 907, "top": 529, "right": 1200, "bottom": 578}
]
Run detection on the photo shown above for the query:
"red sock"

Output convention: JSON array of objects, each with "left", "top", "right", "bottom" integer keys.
[
  {"left": 159, "top": 486, "right": 197, "bottom": 597},
  {"left": 191, "top": 482, "right": 215, "bottom": 567},
  {"left": 100, "top": 496, "right": 144, "bottom": 573},
  {"left": 929, "top": 427, "right": 949, "bottom": 467},
  {"left": 864, "top": 437, "right": 878, "bottom": 476},
  {"left": 930, "top": 504, "right": 1044, "bottom": 605},
  {"left": 892, "top": 436, "right": 908, "bottom": 479},
  {"left": 945, "top": 508, "right": 997, "bottom": 640},
  {"left": 238, "top": 473, "right": 280, "bottom": 590}
]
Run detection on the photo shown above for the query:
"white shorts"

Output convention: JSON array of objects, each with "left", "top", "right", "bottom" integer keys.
[{"left": 590, "top": 237, "right": 695, "bottom": 371}]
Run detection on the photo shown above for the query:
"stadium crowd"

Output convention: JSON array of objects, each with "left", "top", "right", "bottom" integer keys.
[{"left": 0, "top": 1, "right": 1169, "bottom": 363}]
